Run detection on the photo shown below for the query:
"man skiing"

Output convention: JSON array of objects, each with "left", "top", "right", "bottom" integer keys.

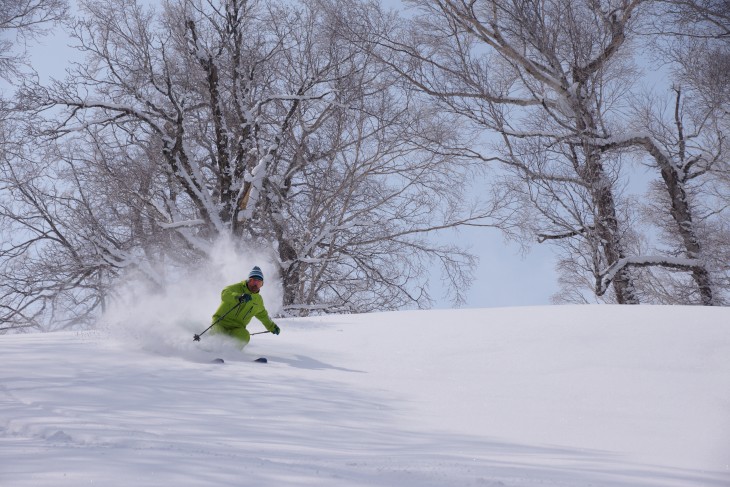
[{"left": 211, "top": 266, "right": 281, "bottom": 348}]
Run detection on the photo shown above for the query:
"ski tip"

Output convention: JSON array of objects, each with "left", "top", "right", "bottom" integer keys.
[
  {"left": 211, "top": 358, "right": 225, "bottom": 364},
  {"left": 254, "top": 357, "right": 268, "bottom": 363}
]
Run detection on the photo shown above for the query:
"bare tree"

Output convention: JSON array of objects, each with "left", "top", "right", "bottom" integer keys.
[
  {"left": 594, "top": 85, "right": 725, "bottom": 305},
  {"left": 0, "top": 123, "right": 108, "bottom": 331},
  {"left": 616, "top": 0, "right": 730, "bottom": 304},
  {"left": 0, "top": 0, "right": 69, "bottom": 332},
  {"left": 258, "top": 0, "right": 510, "bottom": 312},
  {"left": 359, "top": 0, "right": 728, "bottom": 305},
  {"left": 658, "top": 0, "right": 730, "bottom": 210},
  {"left": 0, "top": 0, "right": 68, "bottom": 80},
  {"left": 364, "top": 0, "right": 647, "bottom": 303},
  {"left": 4, "top": 0, "right": 502, "bottom": 329}
]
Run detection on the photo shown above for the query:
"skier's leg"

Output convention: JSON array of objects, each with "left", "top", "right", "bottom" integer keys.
[{"left": 228, "top": 327, "right": 251, "bottom": 350}]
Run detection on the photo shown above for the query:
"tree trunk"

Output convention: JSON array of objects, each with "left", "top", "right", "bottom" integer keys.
[
  {"left": 649, "top": 143, "right": 714, "bottom": 305},
  {"left": 589, "top": 156, "right": 640, "bottom": 304}
]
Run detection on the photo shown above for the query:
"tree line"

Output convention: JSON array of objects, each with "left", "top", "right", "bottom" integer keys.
[{"left": 1, "top": 0, "right": 727, "bottom": 331}]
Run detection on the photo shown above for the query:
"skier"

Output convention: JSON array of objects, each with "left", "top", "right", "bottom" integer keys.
[{"left": 211, "top": 266, "right": 281, "bottom": 348}]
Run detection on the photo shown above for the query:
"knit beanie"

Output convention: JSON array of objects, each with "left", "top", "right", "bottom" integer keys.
[{"left": 248, "top": 266, "right": 264, "bottom": 281}]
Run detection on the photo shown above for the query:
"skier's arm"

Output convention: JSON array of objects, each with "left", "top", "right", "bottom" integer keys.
[
  {"left": 213, "top": 284, "right": 244, "bottom": 320},
  {"left": 221, "top": 283, "right": 243, "bottom": 301},
  {"left": 256, "top": 309, "right": 280, "bottom": 334}
]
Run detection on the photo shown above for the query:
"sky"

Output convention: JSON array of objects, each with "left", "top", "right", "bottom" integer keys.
[{"left": 2, "top": 304, "right": 729, "bottom": 486}]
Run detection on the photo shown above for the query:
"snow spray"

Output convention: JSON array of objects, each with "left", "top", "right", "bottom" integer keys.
[{"left": 98, "top": 236, "right": 284, "bottom": 359}]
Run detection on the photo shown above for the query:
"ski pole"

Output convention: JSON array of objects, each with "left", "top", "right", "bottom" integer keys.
[
  {"left": 250, "top": 330, "right": 271, "bottom": 336},
  {"left": 193, "top": 300, "right": 243, "bottom": 341}
]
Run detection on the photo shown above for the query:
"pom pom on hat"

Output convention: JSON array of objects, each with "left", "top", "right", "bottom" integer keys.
[{"left": 248, "top": 266, "right": 264, "bottom": 281}]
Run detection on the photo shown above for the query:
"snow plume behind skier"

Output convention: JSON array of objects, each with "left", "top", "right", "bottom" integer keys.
[{"left": 99, "top": 238, "right": 283, "bottom": 359}]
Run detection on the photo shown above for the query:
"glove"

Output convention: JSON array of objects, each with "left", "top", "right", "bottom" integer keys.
[
  {"left": 271, "top": 324, "right": 281, "bottom": 335},
  {"left": 238, "top": 294, "right": 252, "bottom": 304}
]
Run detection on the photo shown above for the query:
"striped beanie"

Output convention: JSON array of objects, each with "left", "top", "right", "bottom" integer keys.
[{"left": 248, "top": 266, "right": 264, "bottom": 281}]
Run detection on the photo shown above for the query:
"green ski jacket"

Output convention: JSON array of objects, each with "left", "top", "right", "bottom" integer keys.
[{"left": 211, "top": 282, "right": 277, "bottom": 345}]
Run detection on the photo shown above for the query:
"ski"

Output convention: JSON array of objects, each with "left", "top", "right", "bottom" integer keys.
[{"left": 209, "top": 357, "right": 267, "bottom": 364}]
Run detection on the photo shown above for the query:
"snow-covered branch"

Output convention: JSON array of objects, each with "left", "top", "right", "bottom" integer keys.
[{"left": 597, "top": 256, "right": 704, "bottom": 297}]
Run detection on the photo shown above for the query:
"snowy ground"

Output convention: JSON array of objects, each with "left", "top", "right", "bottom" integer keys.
[{"left": 1, "top": 305, "right": 729, "bottom": 486}]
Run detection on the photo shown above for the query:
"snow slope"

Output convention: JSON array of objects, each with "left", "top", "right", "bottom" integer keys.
[{"left": 1, "top": 305, "right": 729, "bottom": 486}]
